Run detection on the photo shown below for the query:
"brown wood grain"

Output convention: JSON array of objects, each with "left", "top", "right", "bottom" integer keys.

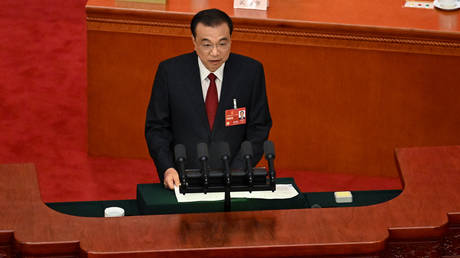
[
  {"left": 1, "top": 145, "right": 460, "bottom": 257},
  {"left": 87, "top": 0, "right": 460, "bottom": 33},
  {"left": 86, "top": 1, "right": 460, "bottom": 178}
]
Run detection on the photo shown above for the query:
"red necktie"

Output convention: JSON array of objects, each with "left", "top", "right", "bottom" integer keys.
[{"left": 205, "top": 73, "right": 218, "bottom": 130}]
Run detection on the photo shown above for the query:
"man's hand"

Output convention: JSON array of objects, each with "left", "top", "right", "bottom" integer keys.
[{"left": 163, "top": 168, "right": 181, "bottom": 190}]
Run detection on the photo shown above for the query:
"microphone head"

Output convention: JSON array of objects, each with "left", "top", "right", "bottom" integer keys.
[
  {"left": 264, "top": 140, "right": 275, "bottom": 159},
  {"left": 241, "top": 141, "right": 253, "bottom": 158},
  {"left": 174, "top": 144, "right": 186, "bottom": 162},
  {"left": 197, "top": 142, "right": 209, "bottom": 159},
  {"left": 217, "top": 142, "right": 231, "bottom": 160}
]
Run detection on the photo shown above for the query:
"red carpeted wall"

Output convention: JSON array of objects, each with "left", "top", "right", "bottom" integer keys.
[{"left": 0, "top": 0, "right": 156, "bottom": 202}]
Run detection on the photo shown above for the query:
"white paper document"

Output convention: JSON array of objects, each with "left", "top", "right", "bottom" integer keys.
[
  {"left": 234, "top": 0, "right": 269, "bottom": 10},
  {"left": 174, "top": 184, "right": 298, "bottom": 203}
]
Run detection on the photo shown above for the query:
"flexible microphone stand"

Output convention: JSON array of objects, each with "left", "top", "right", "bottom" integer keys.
[
  {"left": 264, "top": 141, "right": 276, "bottom": 191},
  {"left": 217, "top": 142, "right": 231, "bottom": 211},
  {"left": 174, "top": 144, "right": 187, "bottom": 194},
  {"left": 197, "top": 143, "right": 209, "bottom": 194},
  {"left": 241, "top": 141, "right": 254, "bottom": 192}
]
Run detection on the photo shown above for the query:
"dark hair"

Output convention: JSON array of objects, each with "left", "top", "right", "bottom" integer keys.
[{"left": 190, "top": 9, "right": 233, "bottom": 38}]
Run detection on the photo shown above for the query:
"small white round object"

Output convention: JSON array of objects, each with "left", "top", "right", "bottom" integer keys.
[
  {"left": 104, "top": 207, "right": 125, "bottom": 217},
  {"left": 434, "top": 0, "right": 460, "bottom": 10}
]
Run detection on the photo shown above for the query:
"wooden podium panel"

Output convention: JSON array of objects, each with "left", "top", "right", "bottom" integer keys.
[
  {"left": 86, "top": 0, "right": 460, "bottom": 178},
  {"left": 2, "top": 146, "right": 460, "bottom": 257}
]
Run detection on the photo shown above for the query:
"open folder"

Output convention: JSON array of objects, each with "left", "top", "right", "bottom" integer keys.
[{"left": 174, "top": 184, "right": 299, "bottom": 203}]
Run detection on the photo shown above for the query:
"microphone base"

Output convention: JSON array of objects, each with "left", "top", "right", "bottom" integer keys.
[
  {"left": 179, "top": 167, "right": 275, "bottom": 194},
  {"left": 224, "top": 189, "right": 231, "bottom": 212}
]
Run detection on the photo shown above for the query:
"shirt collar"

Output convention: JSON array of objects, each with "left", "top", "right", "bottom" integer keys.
[{"left": 198, "top": 56, "right": 225, "bottom": 82}]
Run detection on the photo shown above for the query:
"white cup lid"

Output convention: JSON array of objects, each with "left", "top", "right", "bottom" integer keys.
[{"left": 104, "top": 207, "right": 125, "bottom": 217}]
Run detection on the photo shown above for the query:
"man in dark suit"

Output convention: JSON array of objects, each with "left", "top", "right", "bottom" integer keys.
[{"left": 145, "top": 9, "right": 272, "bottom": 189}]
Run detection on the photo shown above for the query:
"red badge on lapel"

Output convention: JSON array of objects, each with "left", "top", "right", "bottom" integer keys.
[{"left": 225, "top": 107, "right": 246, "bottom": 127}]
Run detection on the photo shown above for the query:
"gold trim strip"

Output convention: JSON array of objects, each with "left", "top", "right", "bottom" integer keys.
[{"left": 87, "top": 16, "right": 460, "bottom": 55}]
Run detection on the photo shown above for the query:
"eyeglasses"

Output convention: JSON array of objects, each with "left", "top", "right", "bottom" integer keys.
[{"left": 199, "top": 41, "right": 230, "bottom": 52}]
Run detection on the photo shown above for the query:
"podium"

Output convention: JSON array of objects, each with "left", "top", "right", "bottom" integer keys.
[{"left": 2, "top": 146, "right": 460, "bottom": 257}]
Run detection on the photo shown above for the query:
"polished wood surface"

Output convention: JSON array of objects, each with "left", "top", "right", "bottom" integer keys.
[
  {"left": 1, "top": 145, "right": 460, "bottom": 257},
  {"left": 88, "top": 0, "right": 460, "bottom": 32},
  {"left": 86, "top": 0, "right": 460, "bottom": 179}
]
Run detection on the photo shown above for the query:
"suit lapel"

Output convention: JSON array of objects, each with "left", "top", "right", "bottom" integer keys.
[
  {"left": 213, "top": 54, "right": 238, "bottom": 134},
  {"left": 187, "top": 52, "right": 212, "bottom": 134}
]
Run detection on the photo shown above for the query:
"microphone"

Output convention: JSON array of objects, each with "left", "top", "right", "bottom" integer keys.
[
  {"left": 217, "top": 142, "right": 231, "bottom": 211},
  {"left": 174, "top": 144, "right": 187, "bottom": 193},
  {"left": 264, "top": 140, "right": 276, "bottom": 191},
  {"left": 241, "top": 141, "right": 254, "bottom": 191},
  {"left": 197, "top": 142, "right": 209, "bottom": 193},
  {"left": 217, "top": 142, "right": 231, "bottom": 187}
]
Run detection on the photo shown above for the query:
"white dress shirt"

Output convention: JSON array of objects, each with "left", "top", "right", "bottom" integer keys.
[{"left": 198, "top": 57, "right": 225, "bottom": 102}]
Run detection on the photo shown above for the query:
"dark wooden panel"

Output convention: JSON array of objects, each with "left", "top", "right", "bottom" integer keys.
[
  {"left": 384, "top": 240, "right": 443, "bottom": 258},
  {"left": 0, "top": 231, "right": 13, "bottom": 258},
  {"left": 442, "top": 223, "right": 460, "bottom": 256}
]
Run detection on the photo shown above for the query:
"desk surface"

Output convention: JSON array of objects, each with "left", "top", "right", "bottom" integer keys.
[
  {"left": 45, "top": 180, "right": 401, "bottom": 217},
  {"left": 87, "top": 0, "right": 460, "bottom": 34},
  {"left": 1, "top": 146, "right": 460, "bottom": 257}
]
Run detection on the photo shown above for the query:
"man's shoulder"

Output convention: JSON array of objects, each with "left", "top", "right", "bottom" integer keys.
[
  {"left": 228, "top": 53, "right": 262, "bottom": 68},
  {"left": 160, "top": 52, "right": 196, "bottom": 68}
]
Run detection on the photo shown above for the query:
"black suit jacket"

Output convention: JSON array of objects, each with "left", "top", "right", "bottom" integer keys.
[{"left": 145, "top": 52, "right": 272, "bottom": 182}]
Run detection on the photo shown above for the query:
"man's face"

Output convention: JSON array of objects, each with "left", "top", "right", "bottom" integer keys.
[{"left": 193, "top": 22, "right": 231, "bottom": 72}]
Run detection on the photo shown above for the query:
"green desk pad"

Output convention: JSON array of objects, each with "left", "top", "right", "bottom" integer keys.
[
  {"left": 304, "top": 190, "right": 402, "bottom": 208},
  {"left": 46, "top": 199, "right": 139, "bottom": 217},
  {"left": 46, "top": 178, "right": 402, "bottom": 217},
  {"left": 137, "top": 178, "right": 307, "bottom": 215}
]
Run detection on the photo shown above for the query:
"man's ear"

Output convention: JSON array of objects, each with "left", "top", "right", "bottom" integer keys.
[{"left": 191, "top": 35, "right": 197, "bottom": 50}]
